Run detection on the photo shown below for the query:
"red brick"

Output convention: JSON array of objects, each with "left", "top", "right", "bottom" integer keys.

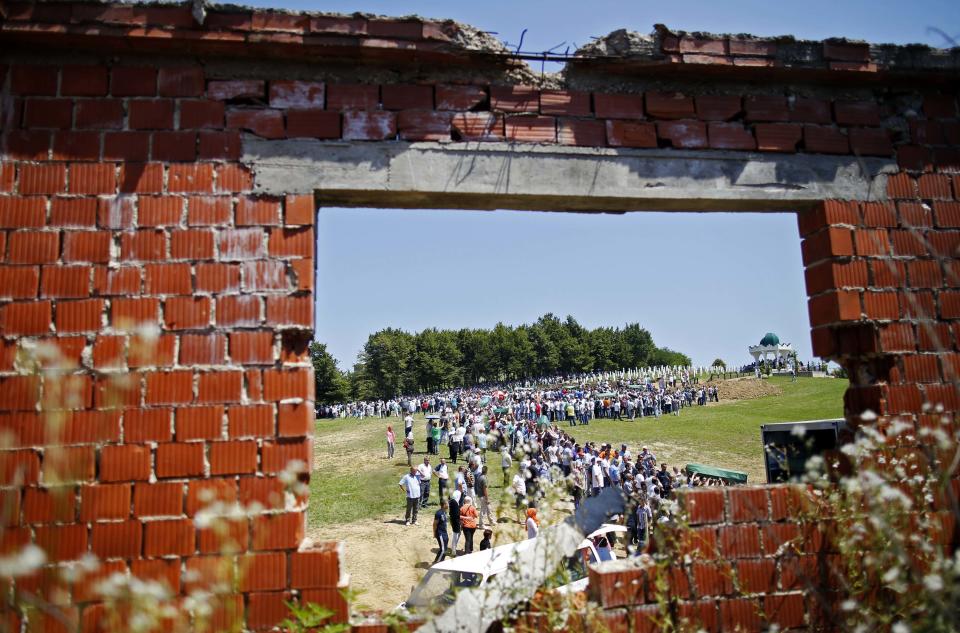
[
  {"left": 277, "top": 402, "right": 312, "bottom": 437},
  {"left": 120, "top": 230, "right": 166, "bottom": 261},
  {"left": 158, "top": 67, "right": 204, "bottom": 97},
  {"left": 216, "top": 163, "right": 254, "bottom": 193},
  {"left": 176, "top": 405, "right": 224, "bottom": 440},
  {"left": 217, "top": 295, "right": 262, "bottom": 327},
  {"left": 145, "top": 371, "right": 193, "bottom": 405},
  {"left": 849, "top": 128, "right": 893, "bottom": 156},
  {"left": 1, "top": 301, "right": 51, "bottom": 336},
  {"left": 229, "top": 331, "right": 274, "bottom": 365},
  {"left": 196, "top": 263, "right": 240, "bottom": 293},
  {"left": 209, "top": 440, "right": 257, "bottom": 475},
  {"left": 111, "top": 67, "right": 157, "bottom": 97},
  {"left": 557, "top": 119, "right": 605, "bottom": 147},
  {"left": 695, "top": 95, "right": 741, "bottom": 121},
  {"left": 743, "top": 96, "right": 788, "bottom": 122},
  {"left": 117, "top": 163, "right": 162, "bottom": 197},
  {"left": 55, "top": 298, "right": 103, "bottom": 333},
  {"left": 808, "top": 290, "right": 862, "bottom": 326},
  {"left": 736, "top": 558, "right": 776, "bottom": 593},
  {"left": 133, "top": 482, "right": 183, "bottom": 517},
  {"left": 229, "top": 405, "right": 275, "bottom": 438},
  {"left": 52, "top": 130, "right": 101, "bottom": 160},
  {"left": 834, "top": 100, "right": 881, "bottom": 126},
  {"left": 165, "top": 163, "right": 214, "bottom": 194},
  {"left": 197, "top": 371, "right": 243, "bottom": 403},
  {"left": 35, "top": 524, "right": 88, "bottom": 561},
  {"left": 179, "top": 100, "right": 224, "bottom": 130},
  {"left": 49, "top": 199, "right": 94, "bottom": 228},
  {"left": 940, "top": 290, "right": 960, "bottom": 318},
  {"left": 290, "top": 547, "right": 341, "bottom": 588},
  {"left": 803, "top": 125, "right": 849, "bottom": 154},
  {"left": 239, "top": 552, "right": 287, "bottom": 591},
  {"left": 656, "top": 120, "right": 706, "bottom": 148},
  {"left": 539, "top": 90, "right": 590, "bottom": 116},
  {"left": 217, "top": 228, "right": 265, "bottom": 260},
  {"left": 854, "top": 228, "right": 891, "bottom": 256},
  {"left": 186, "top": 478, "right": 238, "bottom": 516},
  {"left": 765, "top": 593, "right": 806, "bottom": 629},
  {"left": 24, "top": 98, "right": 72, "bottom": 129},
  {"left": 909, "top": 120, "right": 945, "bottom": 145},
  {"left": 224, "top": 109, "right": 283, "bottom": 139},
  {"left": 286, "top": 109, "right": 340, "bottom": 139},
  {"left": 901, "top": 290, "right": 936, "bottom": 319},
  {"left": 41, "top": 265, "right": 90, "bottom": 298},
  {"left": 127, "top": 99, "right": 173, "bottom": 130},
  {"left": 291, "top": 259, "right": 314, "bottom": 291},
  {"left": 61, "top": 65, "right": 108, "bottom": 97},
  {"left": 74, "top": 99, "right": 123, "bottom": 130},
  {"left": 178, "top": 334, "right": 225, "bottom": 367},
  {"left": 138, "top": 196, "right": 182, "bottom": 227},
  {"left": 198, "top": 130, "right": 242, "bottom": 160},
  {"left": 0, "top": 266, "right": 40, "bottom": 299},
  {"left": 0, "top": 197, "right": 46, "bottom": 229},
  {"left": 269, "top": 80, "right": 325, "bottom": 108},
  {"left": 284, "top": 194, "right": 314, "bottom": 226},
  {"left": 902, "top": 354, "right": 940, "bottom": 382},
  {"left": 0, "top": 449, "right": 40, "bottom": 483},
  {"left": 805, "top": 260, "right": 868, "bottom": 294},
  {"left": 164, "top": 296, "right": 211, "bottom": 329},
  {"left": 719, "top": 598, "right": 762, "bottom": 631},
  {"left": 341, "top": 111, "right": 396, "bottom": 140},
  {"left": 863, "top": 291, "right": 899, "bottom": 320},
  {"left": 24, "top": 486, "right": 76, "bottom": 523},
  {"left": 823, "top": 40, "right": 869, "bottom": 62},
  {"left": 207, "top": 79, "right": 265, "bottom": 101},
  {"left": 887, "top": 384, "right": 923, "bottom": 414},
  {"left": 252, "top": 511, "right": 304, "bottom": 550},
  {"left": 10, "top": 65, "right": 58, "bottom": 96},
  {"left": 144, "top": 518, "right": 195, "bottom": 556},
  {"left": 68, "top": 163, "right": 115, "bottom": 195},
  {"left": 268, "top": 226, "right": 313, "bottom": 258},
  {"left": 261, "top": 438, "right": 311, "bottom": 474},
  {"left": 924, "top": 95, "right": 958, "bottom": 119},
  {"left": 396, "top": 110, "right": 452, "bottom": 142},
  {"left": 681, "top": 488, "right": 725, "bottom": 524},
  {"left": 918, "top": 174, "right": 953, "bottom": 200},
  {"left": 435, "top": 84, "right": 486, "bottom": 111},
  {"left": 755, "top": 123, "right": 801, "bottom": 152},
  {"left": 790, "top": 97, "right": 831, "bottom": 124},
  {"left": 237, "top": 197, "right": 282, "bottom": 226},
  {"left": 897, "top": 145, "right": 932, "bottom": 172},
  {"left": 20, "top": 164, "right": 66, "bottom": 195},
  {"left": 100, "top": 444, "right": 151, "bottom": 482},
  {"left": 890, "top": 231, "right": 928, "bottom": 257},
  {"left": 124, "top": 408, "right": 172, "bottom": 442},
  {"left": 933, "top": 201, "right": 960, "bottom": 227},
  {"left": 376, "top": 85, "right": 430, "bottom": 111},
  {"left": 247, "top": 592, "right": 293, "bottom": 631},
  {"left": 131, "top": 558, "right": 180, "bottom": 593},
  {"left": 645, "top": 92, "right": 695, "bottom": 119},
  {"left": 265, "top": 295, "right": 312, "bottom": 327},
  {"left": 727, "top": 488, "right": 768, "bottom": 522},
  {"left": 600, "top": 120, "right": 654, "bottom": 148},
  {"left": 263, "top": 367, "right": 313, "bottom": 402},
  {"left": 489, "top": 86, "right": 538, "bottom": 113},
  {"left": 188, "top": 196, "right": 232, "bottom": 225},
  {"left": 155, "top": 442, "right": 204, "bottom": 478},
  {"left": 708, "top": 122, "right": 755, "bottom": 150},
  {"left": 152, "top": 131, "right": 197, "bottom": 162},
  {"left": 170, "top": 229, "right": 215, "bottom": 260},
  {"left": 886, "top": 173, "right": 918, "bottom": 199},
  {"left": 326, "top": 84, "right": 379, "bottom": 110},
  {"left": 907, "top": 260, "right": 943, "bottom": 288},
  {"left": 859, "top": 201, "right": 895, "bottom": 227}
]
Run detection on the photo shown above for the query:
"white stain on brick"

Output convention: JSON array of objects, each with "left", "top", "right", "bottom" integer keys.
[
  {"left": 217, "top": 228, "right": 264, "bottom": 260},
  {"left": 269, "top": 81, "right": 325, "bottom": 108},
  {"left": 342, "top": 111, "right": 394, "bottom": 141}
]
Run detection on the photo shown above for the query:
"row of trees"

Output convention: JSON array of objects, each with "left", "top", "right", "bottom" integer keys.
[{"left": 311, "top": 314, "right": 691, "bottom": 403}]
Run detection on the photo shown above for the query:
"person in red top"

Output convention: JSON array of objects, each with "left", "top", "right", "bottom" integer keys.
[{"left": 460, "top": 496, "right": 479, "bottom": 553}]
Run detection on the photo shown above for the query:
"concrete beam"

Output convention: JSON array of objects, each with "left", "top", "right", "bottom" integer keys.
[{"left": 243, "top": 138, "right": 895, "bottom": 212}]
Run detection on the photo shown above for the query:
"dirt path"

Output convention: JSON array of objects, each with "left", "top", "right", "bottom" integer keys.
[{"left": 308, "top": 507, "right": 527, "bottom": 612}]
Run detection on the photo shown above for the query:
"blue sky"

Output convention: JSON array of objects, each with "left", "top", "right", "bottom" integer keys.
[{"left": 242, "top": 0, "right": 960, "bottom": 369}]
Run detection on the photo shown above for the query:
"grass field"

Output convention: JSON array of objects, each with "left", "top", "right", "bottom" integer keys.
[{"left": 307, "top": 376, "right": 846, "bottom": 530}]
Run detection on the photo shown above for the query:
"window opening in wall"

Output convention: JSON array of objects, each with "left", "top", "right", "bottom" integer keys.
[{"left": 307, "top": 206, "right": 844, "bottom": 611}]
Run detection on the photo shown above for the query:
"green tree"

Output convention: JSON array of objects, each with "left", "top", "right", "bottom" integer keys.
[
  {"left": 413, "top": 328, "right": 463, "bottom": 391},
  {"left": 310, "top": 342, "right": 350, "bottom": 404},
  {"left": 712, "top": 357, "right": 726, "bottom": 368},
  {"left": 357, "top": 328, "right": 415, "bottom": 398}
]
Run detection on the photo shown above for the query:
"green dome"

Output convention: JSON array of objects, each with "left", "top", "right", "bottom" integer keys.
[{"left": 759, "top": 332, "right": 780, "bottom": 346}]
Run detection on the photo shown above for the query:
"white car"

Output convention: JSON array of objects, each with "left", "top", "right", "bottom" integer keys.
[{"left": 400, "top": 523, "right": 628, "bottom": 612}]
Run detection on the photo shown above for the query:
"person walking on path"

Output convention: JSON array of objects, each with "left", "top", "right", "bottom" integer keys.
[
  {"left": 417, "top": 457, "right": 433, "bottom": 509},
  {"left": 399, "top": 467, "right": 421, "bottom": 525},
  {"left": 476, "top": 466, "right": 493, "bottom": 529},
  {"left": 460, "top": 496, "right": 478, "bottom": 554},
  {"left": 433, "top": 500, "right": 449, "bottom": 563},
  {"left": 404, "top": 432, "right": 415, "bottom": 466},
  {"left": 525, "top": 508, "right": 539, "bottom": 539},
  {"left": 448, "top": 490, "right": 462, "bottom": 555},
  {"left": 436, "top": 457, "right": 449, "bottom": 501},
  {"left": 500, "top": 446, "right": 512, "bottom": 487},
  {"left": 386, "top": 425, "right": 395, "bottom": 459}
]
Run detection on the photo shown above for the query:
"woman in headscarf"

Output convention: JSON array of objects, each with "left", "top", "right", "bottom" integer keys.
[
  {"left": 460, "top": 495, "right": 478, "bottom": 553},
  {"left": 525, "top": 508, "right": 539, "bottom": 539},
  {"left": 448, "top": 489, "right": 462, "bottom": 556}
]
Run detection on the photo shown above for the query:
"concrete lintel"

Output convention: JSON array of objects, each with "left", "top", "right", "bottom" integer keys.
[{"left": 243, "top": 137, "right": 895, "bottom": 212}]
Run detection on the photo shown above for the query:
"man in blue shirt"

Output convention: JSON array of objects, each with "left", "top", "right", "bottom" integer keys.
[{"left": 399, "top": 467, "right": 421, "bottom": 525}]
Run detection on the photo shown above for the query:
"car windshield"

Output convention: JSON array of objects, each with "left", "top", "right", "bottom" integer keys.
[{"left": 406, "top": 569, "right": 483, "bottom": 610}]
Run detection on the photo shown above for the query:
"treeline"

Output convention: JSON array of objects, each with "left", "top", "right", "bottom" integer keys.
[{"left": 311, "top": 313, "right": 690, "bottom": 403}]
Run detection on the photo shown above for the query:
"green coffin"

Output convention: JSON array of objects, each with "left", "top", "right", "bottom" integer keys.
[{"left": 685, "top": 463, "right": 748, "bottom": 484}]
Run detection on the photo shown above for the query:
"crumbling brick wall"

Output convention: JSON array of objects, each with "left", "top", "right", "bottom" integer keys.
[{"left": 0, "top": 3, "right": 958, "bottom": 632}]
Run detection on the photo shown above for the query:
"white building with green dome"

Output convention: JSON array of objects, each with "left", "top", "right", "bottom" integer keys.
[{"left": 748, "top": 332, "right": 795, "bottom": 367}]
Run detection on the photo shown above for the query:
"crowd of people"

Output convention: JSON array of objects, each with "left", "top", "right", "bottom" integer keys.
[{"left": 386, "top": 371, "right": 739, "bottom": 561}]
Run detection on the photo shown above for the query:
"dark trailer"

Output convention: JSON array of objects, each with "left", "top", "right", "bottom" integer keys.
[{"left": 761, "top": 419, "right": 849, "bottom": 483}]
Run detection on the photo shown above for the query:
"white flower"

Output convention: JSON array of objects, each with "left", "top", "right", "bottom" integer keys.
[
  {"left": 922, "top": 573, "right": 944, "bottom": 592},
  {"left": 892, "top": 622, "right": 909, "bottom": 633},
  {"left": 0, "top": 544, "right": 46, "bottom": 577},
  {"left": 860, "top": 409, "right": 878, "bottom": 422},
  {"left": 841, "top": 600, "right": 857, "bottom": 612}
]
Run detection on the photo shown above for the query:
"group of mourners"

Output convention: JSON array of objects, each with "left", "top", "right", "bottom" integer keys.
[{"left": 392, "top": 391, "right": 732, "bottom": 564}]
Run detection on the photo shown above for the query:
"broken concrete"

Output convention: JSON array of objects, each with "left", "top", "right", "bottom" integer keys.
[{"left": 243, "top": 137, "right": 896, "bottom": 212}]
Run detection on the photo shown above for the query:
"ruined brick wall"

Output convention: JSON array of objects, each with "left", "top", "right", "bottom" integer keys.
[{"left": 0, "top": 3, "right": 958, "bottom": 632}]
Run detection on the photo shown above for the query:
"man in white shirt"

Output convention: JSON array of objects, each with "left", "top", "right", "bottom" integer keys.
[
  {"left": 398, "top": 467, "right": 421, "bottom": 525},
  {"left": 417, "top": 457, "right": 433, "bottom": 509},
  {"left": 591, "top": 459, "right": 605, "bottom": 497}
]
